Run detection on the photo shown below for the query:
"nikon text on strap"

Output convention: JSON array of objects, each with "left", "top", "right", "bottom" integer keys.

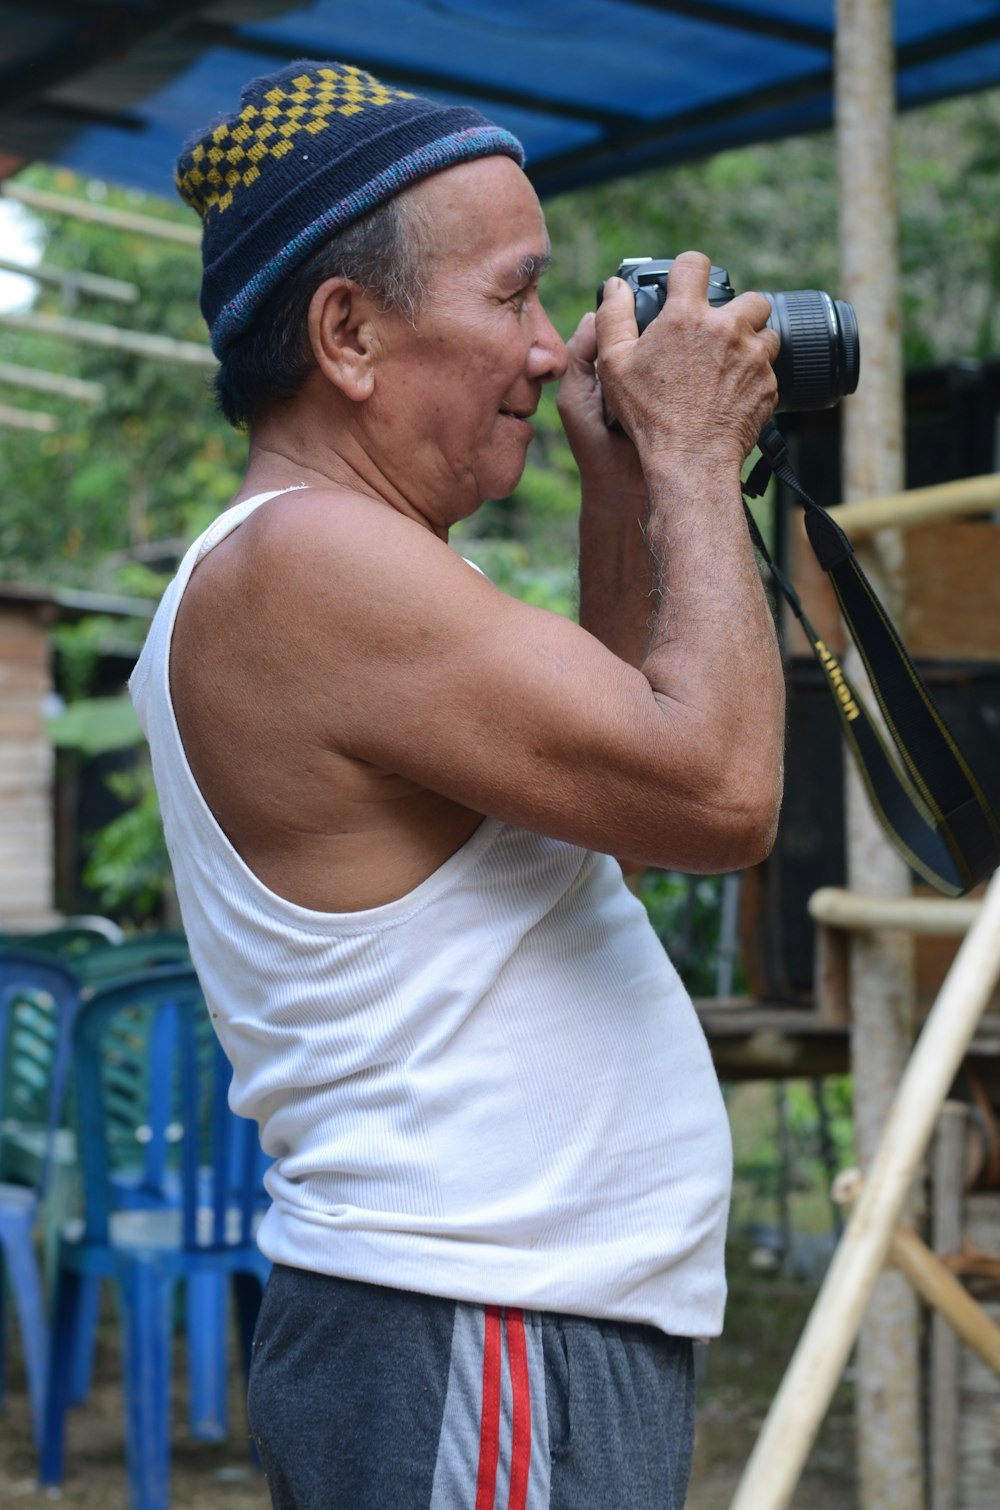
[{"left": 743, "top": 421, "right": 1000, "bottom": 897}]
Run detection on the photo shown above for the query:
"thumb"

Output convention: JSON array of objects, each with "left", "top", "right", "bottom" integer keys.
[
  {"left": 563, "top": 309, "right": 598, "bottom": 372},
  {"left": 594, "top": 275, "right": 638, "bottom": 354}
]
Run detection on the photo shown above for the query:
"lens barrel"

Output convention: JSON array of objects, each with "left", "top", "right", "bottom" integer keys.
[{"left": 764, "top": 290, "right": 860, "bottom": 412}]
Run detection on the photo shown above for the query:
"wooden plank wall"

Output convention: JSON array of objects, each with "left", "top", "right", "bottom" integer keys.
[
  {"left": 0, "top": 605, "right": 56, "bottom": 926},
  {"left": 782, "top": 515, "right": 1000, "bottom": 661},
  {"left": 957, "top": 1194, "right": 1000, "bottom": 1509}
]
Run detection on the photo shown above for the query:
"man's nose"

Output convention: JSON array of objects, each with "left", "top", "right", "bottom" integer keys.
[{"left": 533, "top": 312, "right": 568, "bottom": 383}]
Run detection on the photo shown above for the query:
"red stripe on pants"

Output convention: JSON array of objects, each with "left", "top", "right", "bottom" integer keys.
[
  {"left": 475, "top": 1307, "right": 503, "bottom": 1510},
  {"left": 505, "top": 1309, "right": 531, "bottom": 1510}
]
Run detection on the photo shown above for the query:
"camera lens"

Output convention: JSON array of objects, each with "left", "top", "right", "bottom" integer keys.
[{"left": 765, "top": 291, "right": 860, "bottom": 412}]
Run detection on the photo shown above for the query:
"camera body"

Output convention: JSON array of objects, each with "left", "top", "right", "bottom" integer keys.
[{"left": 607, "top": 257, "right": 860, "bottom": 413}]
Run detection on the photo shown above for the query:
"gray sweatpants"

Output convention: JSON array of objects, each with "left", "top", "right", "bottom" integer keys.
[{"left": 247, "top": 1266, "right": 695, "bottom": 1509}]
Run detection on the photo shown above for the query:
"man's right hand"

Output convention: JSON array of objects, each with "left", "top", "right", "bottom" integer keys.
[{"left": 594, "top": 250, "right": 779, "bottom": 470}]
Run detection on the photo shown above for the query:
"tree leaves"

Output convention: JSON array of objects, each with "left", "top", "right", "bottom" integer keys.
[{"left": 46, "top": 694, "right": 144, "bottom": 755}]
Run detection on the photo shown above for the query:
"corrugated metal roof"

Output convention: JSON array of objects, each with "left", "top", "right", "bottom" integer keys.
[{"left": 1, "top": 2, "right": 999, "bottom": 202}]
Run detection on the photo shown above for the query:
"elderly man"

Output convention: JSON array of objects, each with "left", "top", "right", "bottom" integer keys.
[{"left": 131, "top": 58, "right": 784, "bottom": 1510}]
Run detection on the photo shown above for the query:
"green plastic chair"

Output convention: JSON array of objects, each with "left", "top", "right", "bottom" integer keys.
[
  {"left": 0, "top": 918, "right": 125, "bottom": 965},
  {"left": 0, "top": 950, "right": 82, "bottom": 1445},
  {"left": 71, "top": 931, "right": 191, "bottom": 991}
]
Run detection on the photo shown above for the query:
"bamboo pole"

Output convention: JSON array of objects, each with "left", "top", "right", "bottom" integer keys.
[
  {"left": 809, "top": 887, "right": 982, "bottom": 936},
  {"left": 834, "top": 1166, "right": 1000, "bottom": 1376},
  {"left": 832, "top": 472, "right": 1000, "bottom": 538},
  {"left": 0, "top": 401, "right": 57, "bottom": 432},
  {"left": 0, "top": 310, "right": 215, "bottom": 369},
  {"left": 0, "top": 182, "right": 201, "bottom": 248},
  {"left": 0, "top": 254, "right": 138, "bottom": 304},
  {"left": 0, "top": 361, "right": 104, "bottom": 405},
  {"left": 892, "top": 1226, "right": 1000, "bottom": 1376},
  {"left": 729, "top": 865, "right": 1000, "bottom": 1510}
]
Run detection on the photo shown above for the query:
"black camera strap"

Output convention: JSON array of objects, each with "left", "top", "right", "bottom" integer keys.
[{"left": 742, "top": 421, "right": 1000, "bottom": 897}]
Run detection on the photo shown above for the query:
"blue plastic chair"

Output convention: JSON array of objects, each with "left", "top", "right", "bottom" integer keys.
[
  {"left": 0, "top": 950, "right": 82, "bottom": 1446},
  {"left": 74, "top": 988, "right": 255, "bottom": 1444},
  {"left": 39, "top": 966, "right": 270, "bottom": 1510},
  {"left": 58, "top": 931, "right": 248, "bottom": 1443},
  {"left": 20, "top": 928, "right": 241, "bottom": 1446},
  {"left": 1, "top": 934, "right": 193, "bottom": 1296}
]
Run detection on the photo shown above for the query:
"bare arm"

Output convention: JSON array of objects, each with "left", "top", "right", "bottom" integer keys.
[
  {"left": 559, "top": 252, "right": 787, "bottom": 867},
  {"left": 558, "top": 310, "right": 654, "bottom": 669},
  {"left": 193, "top": 253, "right": 786, "bottom": 880}
]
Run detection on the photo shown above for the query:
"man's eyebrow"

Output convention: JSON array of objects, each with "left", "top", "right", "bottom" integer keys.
[{"left": 514, "top": 251, "right": 552, "bottom": 281}]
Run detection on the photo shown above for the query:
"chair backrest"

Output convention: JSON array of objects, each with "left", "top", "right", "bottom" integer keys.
[
  {"left": 72, "top": 966, "right": 265, "bottom": 1251},
  {"left": 72, "top": 931, "right": 191, "bottom": 992},
  {"left": 0, "top": 950, "right": 83, "bottom": 1197},
  {"left": 0, "top": 921, "right": 124, "bottom": 964}
]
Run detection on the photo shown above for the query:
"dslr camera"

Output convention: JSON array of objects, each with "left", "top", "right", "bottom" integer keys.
[{"left": 605, "top": 257, "right": 860, "bottom": 413}]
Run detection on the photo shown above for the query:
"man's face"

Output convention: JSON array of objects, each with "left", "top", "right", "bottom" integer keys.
[{"left": 368, "top": 155, "right": 568, "bottom": 528}]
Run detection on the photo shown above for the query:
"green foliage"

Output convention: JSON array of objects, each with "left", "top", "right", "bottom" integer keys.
[
  {"left": 540, "top": 88, "right": 1000, "bottom": 373},
  {"left": 46, "top": 694, "right": 143, "bottom": 756},
  {"left": 729, "top": 1077, "right": 856, "bottom": 1245},
  {"left": 82, "top": 764, "right": 169, "bottom": 921},
  {"left": 50, "top": 615, "right": 123, "bottom": 702},
  {"left": 6, "top": 89, "right": 1000, "bottom": 934},
  {"left": 897, "top": 91, "right": 1000, "bottom": 362},
  {"left": 0, "top": 166, "right": 245, "bottom": 589},
  {"left": 43, "top": 614, "right": 164, "bottom": 922},
  {"left": 456, "top": 537, "right": 578, "bottom": 618},
  {"left": 638, "top": 871, "right": 739, "bottom": 997},
  {"left": 5, "top": 92, "right": 999, "bottom": 591}
]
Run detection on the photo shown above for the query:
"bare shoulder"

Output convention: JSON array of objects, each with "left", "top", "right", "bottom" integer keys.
[
  {"left": 170, "top": 476, "right": 776, "bottom": 874},
  {"left": 172, "top": 480, "right": 502, "bottom": 769},
  {"left": 192, "top": 485, "right": 488, "bottom": 644},
  {"left": 169, "top": 487, "right": 495, "bottom": 911}
]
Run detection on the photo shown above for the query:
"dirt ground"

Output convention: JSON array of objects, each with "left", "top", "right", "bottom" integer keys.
[
  {"left": 0, "top": 1256, "right": 856, "bottom": 1509},
  {"left": 686, "top": 1261, "right": 857, "bottom": 1509}
]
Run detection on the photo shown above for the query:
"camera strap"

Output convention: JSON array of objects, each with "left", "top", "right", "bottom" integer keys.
[{"left": 742, "top": 420, "right": 1000, "bottom": 897}]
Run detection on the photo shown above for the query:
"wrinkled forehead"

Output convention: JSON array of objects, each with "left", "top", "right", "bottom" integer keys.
[{"left": 406, "top": 155, "right": 550, "bottom": 273}]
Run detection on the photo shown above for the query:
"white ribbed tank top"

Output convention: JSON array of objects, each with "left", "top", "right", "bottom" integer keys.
[{"left": 130, "top": 489, "right": 732, "bottom": 1337}]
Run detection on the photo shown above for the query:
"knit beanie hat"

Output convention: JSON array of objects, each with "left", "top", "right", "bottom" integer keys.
[{"left": 175, "top": 60, "right": 526, "bottom": 357}]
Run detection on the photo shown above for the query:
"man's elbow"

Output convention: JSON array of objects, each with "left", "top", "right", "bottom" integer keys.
[
  {"left": 678, "top": 757, "right": 783, "bottom": 874},
  {"left": 718, "top": 766, "right": 784, "bottom": 870},
  {"left": 730, "top": 799, "right": 781, "bottom": 871}
]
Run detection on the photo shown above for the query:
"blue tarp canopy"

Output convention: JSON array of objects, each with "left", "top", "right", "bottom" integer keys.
[{"left": 2, "top": 2, "right": 1000, "bottom": 202}]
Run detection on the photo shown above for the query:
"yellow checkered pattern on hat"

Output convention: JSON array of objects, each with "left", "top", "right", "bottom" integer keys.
[{"left": 176, "top": 64, "right": 414, "bottom": 219}]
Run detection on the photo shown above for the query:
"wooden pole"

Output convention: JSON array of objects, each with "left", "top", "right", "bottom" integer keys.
[
  {"left": 930, "top": 1103, "right": 971, "bottom": 1510},
  {"left": 0, "top": 181, "right": 201, "bottom": 248},
  {"left": 0, "top": 401, "right": 57, "bottom": 432},
  {"left": 0, "top": 310, "right": 215, "bottom": 369},
  {"left": 809, "top": 887, "right": 982, "bottom": 935},
  {"left": 885, "top": 1222, "right": 1000, "bottom": 1378},
  {"left": 0, "top": 361, "right": 104, "bottom": 405},
  {"left": 835, "top": 3, "right": 923, "bottom": 1502},
  {"left": 832, "top": 472, "right": 1000, "bottom": 537},
  {"left": 0, "top": 254, "right": 138, "bottom": 304},
  {"left": 729, "top": 865, "right": 1000, "bottom": 1510}
]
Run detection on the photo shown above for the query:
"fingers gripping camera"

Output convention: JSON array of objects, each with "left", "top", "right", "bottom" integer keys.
[{"left": 604, "top": 257, "right": 860, "bottom": 415}]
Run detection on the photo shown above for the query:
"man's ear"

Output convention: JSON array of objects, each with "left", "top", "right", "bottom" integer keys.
[{"left": 307, "top": 277, "right": 378, "bottom": 402}]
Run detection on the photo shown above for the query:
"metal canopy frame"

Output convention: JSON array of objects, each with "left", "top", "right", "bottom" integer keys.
[{"left": 1, "top": 2, "right": 999, "bottom": 201}]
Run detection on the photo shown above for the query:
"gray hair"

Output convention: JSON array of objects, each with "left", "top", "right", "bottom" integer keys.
[{"left": 214, "top": 192, "right": 428, "bottom": 430}]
